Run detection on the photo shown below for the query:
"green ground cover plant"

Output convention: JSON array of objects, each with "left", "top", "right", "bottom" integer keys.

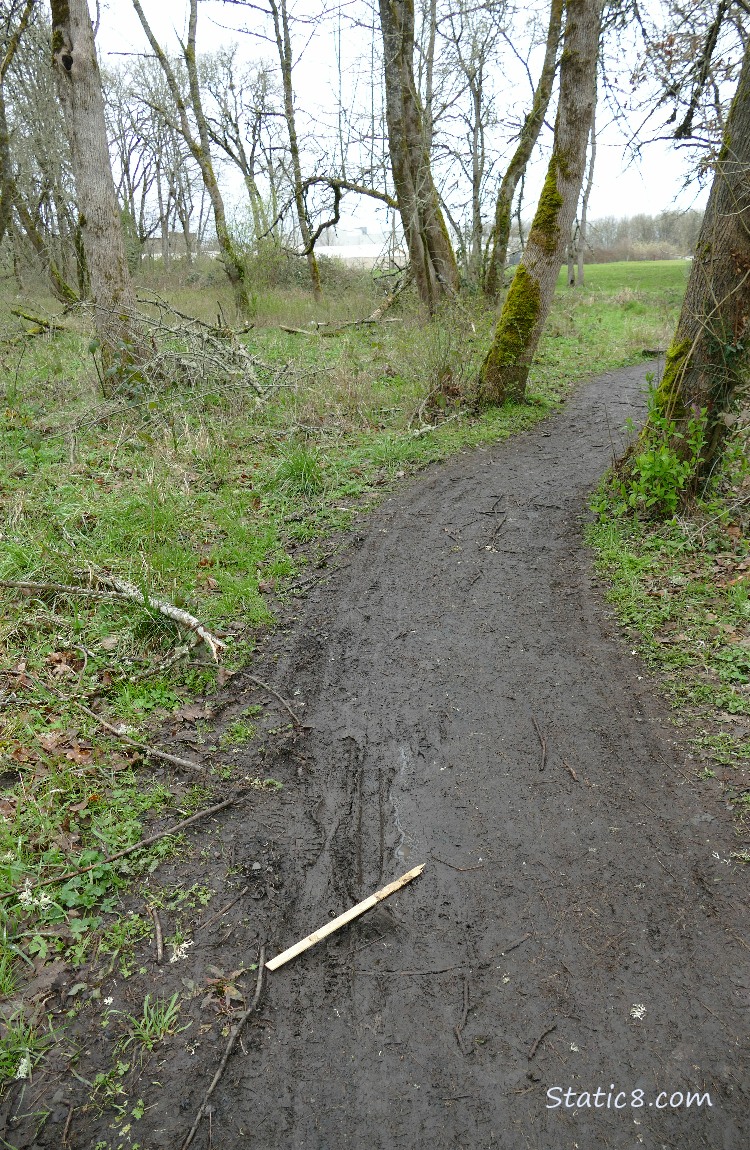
[
  {"left": 588, "top": 394, "right": 750, "bottom": 835},
  {"left": 0, "top": 259, "right": 687, "bottom": 1037}
]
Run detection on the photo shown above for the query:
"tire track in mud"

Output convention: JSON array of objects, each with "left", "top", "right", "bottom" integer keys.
[{"left": 115, "top": 365, "right": 749, "bottom": 1150}]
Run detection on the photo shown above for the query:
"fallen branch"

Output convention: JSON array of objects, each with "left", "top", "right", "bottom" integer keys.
[
  {"left": 0, "top": 574, "right": 225, "bottom": 662},
  {"left": 85, "top": 571, "right": 225, "bottom": 663},
  {"left": 10, "top": 307, "right": 68, "bottom": 335},
  {"left": 180, "top": 946, "right": 266, "bottom": 1150},
  {"left": 0, "top": 786, "right": 258, "bottom": 902},
  {"left": 531, "top": 716, "right": 547, "bottom": 772},
  {"left": 500, "top": 932, "right": 532, "bottom": 955},
  {"left": 266, "top": 864, "right": 425, "bottom": 971},
  {"left": 197, "top": 885, "right": 250, "bottom": 933}
]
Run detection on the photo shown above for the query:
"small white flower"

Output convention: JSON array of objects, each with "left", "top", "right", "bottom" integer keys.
[
  {"left": 630, "top": 1003, "right": 646, "bottom": 1020},
  {"left": 169, "top": 940, "right": 194, "bottom": 964},
  {"left": 103, "top": 996, "right": 113, "bottom": 1006},
  {"left": 37, "top": 893, "right": 53, "bottom": 910},
  {"left": 17, "top": 882, "right": 34, "bottom": 908},
  {"left": 570, "top": 1043, "right": 579, "bottom": 1052},
  {"left": 14, "top": 1054, "right": 31, "bottom": 1080}
]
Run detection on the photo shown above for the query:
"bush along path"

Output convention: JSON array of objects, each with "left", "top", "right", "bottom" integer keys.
[{"left": 2, "top": 363, "right": 748, "bottom": 1150}]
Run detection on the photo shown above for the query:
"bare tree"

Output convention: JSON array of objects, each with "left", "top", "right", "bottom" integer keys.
[
  {"left": 483, "top": 0, "right": 563, "bottom": 296},
  {"left": 132, "top": 0, "right": 250, "bottom": 314},
  {"left": 50, "top": 0, "right": 141, "bottom": 361},
  {"left": 477, "top": 0, "right": 602, "bottom": 405},
  {"left": 378, "top": 0, "right": 459, "bottom": 310}
]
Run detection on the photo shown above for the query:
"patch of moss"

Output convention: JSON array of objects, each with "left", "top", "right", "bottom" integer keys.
[
  {"left": 655, "top": 336, "right": 691, "bottom": 418},
  {"left": 478, "top": 264, "right": 541, "bottom": 404},
  {"left": 527, "top": 162, "right": 563, "bottom": 254}
]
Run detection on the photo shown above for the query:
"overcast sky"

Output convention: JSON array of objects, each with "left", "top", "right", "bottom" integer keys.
[{"left": 95, "top": 0, "right": 710, "bottom": 233}]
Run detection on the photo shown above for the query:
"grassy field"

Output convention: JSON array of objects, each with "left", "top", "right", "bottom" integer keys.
[{"left": 0, "top": 259, "right": 689, "bottom": 1070}]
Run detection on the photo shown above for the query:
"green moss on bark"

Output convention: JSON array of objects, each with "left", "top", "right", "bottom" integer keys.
[
  {"left": 655, "top": 337, "right": 691, "bottom": 418},
  {"left": 477, "top": 264, "right": 541, "bottom": 405},
  {"left": 527, "top": 163, "right": 563, "bottom": 254}
]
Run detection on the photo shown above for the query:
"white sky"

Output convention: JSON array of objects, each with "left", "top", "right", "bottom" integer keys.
[{"left": 95, "top": 0, "right": 710, "bottom": 234}]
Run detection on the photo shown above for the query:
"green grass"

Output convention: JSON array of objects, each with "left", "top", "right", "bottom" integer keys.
[
  {"left": 0, "top": 259, "right": 687, "bottom": 986},
  {"left": 587, "top": 416, "right": 750, "bottom": 817}
]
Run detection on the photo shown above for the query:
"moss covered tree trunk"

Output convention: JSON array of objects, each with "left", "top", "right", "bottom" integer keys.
[
  {"left": 654, "top": 39, "right": 750, "bottom": 472},
  {"left": 50, "top": 0, "right": 140, "bottom": 359},
  {"left": 477, "top": 0, "right": 602, "bottom": 405},
  {"left": 378, "top": 0, "right": 459, "bottom": 312},
  {"left": 483, "top": 0, "right": 563, "bottom": 298}
]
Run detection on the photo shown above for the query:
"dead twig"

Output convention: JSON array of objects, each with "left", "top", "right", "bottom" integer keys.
[
  {"left": 242, "top": 673, "right": 301, "bottom": 727},
  {"left": 0, "top": 786, "right": 259, "bottom": 902},
  {"left": 561, "top": 759, "right": 579, "bottom": 783},
  {"left": 500, "top": 932, "right": 532, "bottom": 955},
  {"left": 150, "top": 906, "right": 164, "bottom": 964},
  {"left": 454, "top": 972, "right": 470, "bottom": 1054},
  {"left": 431, "top": 855, "right": 484, "bottom": 873},
  {"left": 180, "top": 947, "right": 266, "bottom": 1150},
  {"left": 197, "top": 886, "right": 250, "bottom": 933},
  {"left": 61, "top": 1104, "right": 74, "bottom": 1147},
  {"left": 528, "top": 1022, "right": 557, "bottom": 1060},
  {"left": 531, "top": 716, "right": 547, "bottom": 772}
]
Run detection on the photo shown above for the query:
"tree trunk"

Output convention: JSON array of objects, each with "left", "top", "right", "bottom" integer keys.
[
  {"left": 132, "top": 0, "right": 250, "bottom": 317},
  {"left": 483, "top": 0, "right": 563, "bottom": 297},
  {"left": 50, "top": 0, "right": 139, "bottom": 360},
  {"left": 268, "top": 0, "right": 322, "bottom": 298},
  {"left": 378, "top": 0, "right": 459, "bottom": 312},
  {"left": 653, "top": 38, "right": 750, "bottom": 473},
  {"left": 477, "top": 0, "right": 602, "bottom": 406}
]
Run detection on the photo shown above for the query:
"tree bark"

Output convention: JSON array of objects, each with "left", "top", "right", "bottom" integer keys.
[
  {"left": 477, "top": 0, "right": 602, "bottom": 405},
  {"left": 132, "top": 0, "right": 251, "bottom": 316},
  {"left": 50, "top": 0, "right": 139, "bottom": 356},
  {"left": 483, "top": 0, "right": 563, "bottom": 297},
  {"left": 653, "top": 38, "right": 750, "bottom": 472},
  {"left": 378, "top": 0, "right": 459, "bottom": 312}
]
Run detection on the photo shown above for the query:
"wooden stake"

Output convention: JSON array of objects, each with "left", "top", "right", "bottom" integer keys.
[{"left": 266, "top": 864, "right": 425, "bottom": 971}]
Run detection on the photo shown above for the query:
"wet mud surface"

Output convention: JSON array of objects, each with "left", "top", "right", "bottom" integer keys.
[{"left": 6, "top": 365, "right": 749, "bottom": 1149}]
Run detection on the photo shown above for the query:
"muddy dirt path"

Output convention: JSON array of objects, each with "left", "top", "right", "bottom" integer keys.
[{"left": 23, "top": 364, "right": 748, "bottom": 1150}]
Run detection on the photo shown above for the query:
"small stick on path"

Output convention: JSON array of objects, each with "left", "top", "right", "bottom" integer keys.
[
  {"left": 528, "top": 1022, "right": 557, "bottom": 1060},
  {"left": 431, "top": 855, "right": 484, "bottom": 873},
  {"left": 454, "top": 972, "right": 470, "bottom": 1054},
  {"left": 180, "top": 947, "right": 266, "bottom": 1150},
  {"left": 197, "top": 886, "right": 250, "bottom": 933},
  {"left": 243, "top": 672, "right": 301, "bottom": 727},
  {"left": 561, "top": 759, "right": 579, "bottom": 783},
  {"left": 266, "top": 865, "right": 425, "bottom": 971},
  {"left": 532, "top": 716, "right": 547, "bottom": 772},
  {"left": 501, "top": 932, "right": 532, "bottom": 955},
  {"left": 149, "top": 906, "right": 164, "bottom": 964}
]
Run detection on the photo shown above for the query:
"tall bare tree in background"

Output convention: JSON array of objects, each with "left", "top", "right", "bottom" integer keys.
[
  {"left": 133, "top": 0, "right": 250, "bottom": 315},
  {"left": 477, "top": 0, "right": 602, "bottom": 405},
  {"left": 379, "top": 0, "right": 459, "bottom": 311},
  {"left": 483, "top": 0, "right": 563, "bottom": 296},
  {"left": 50, "top": 0, "right": 142, "bottom": 363}
]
